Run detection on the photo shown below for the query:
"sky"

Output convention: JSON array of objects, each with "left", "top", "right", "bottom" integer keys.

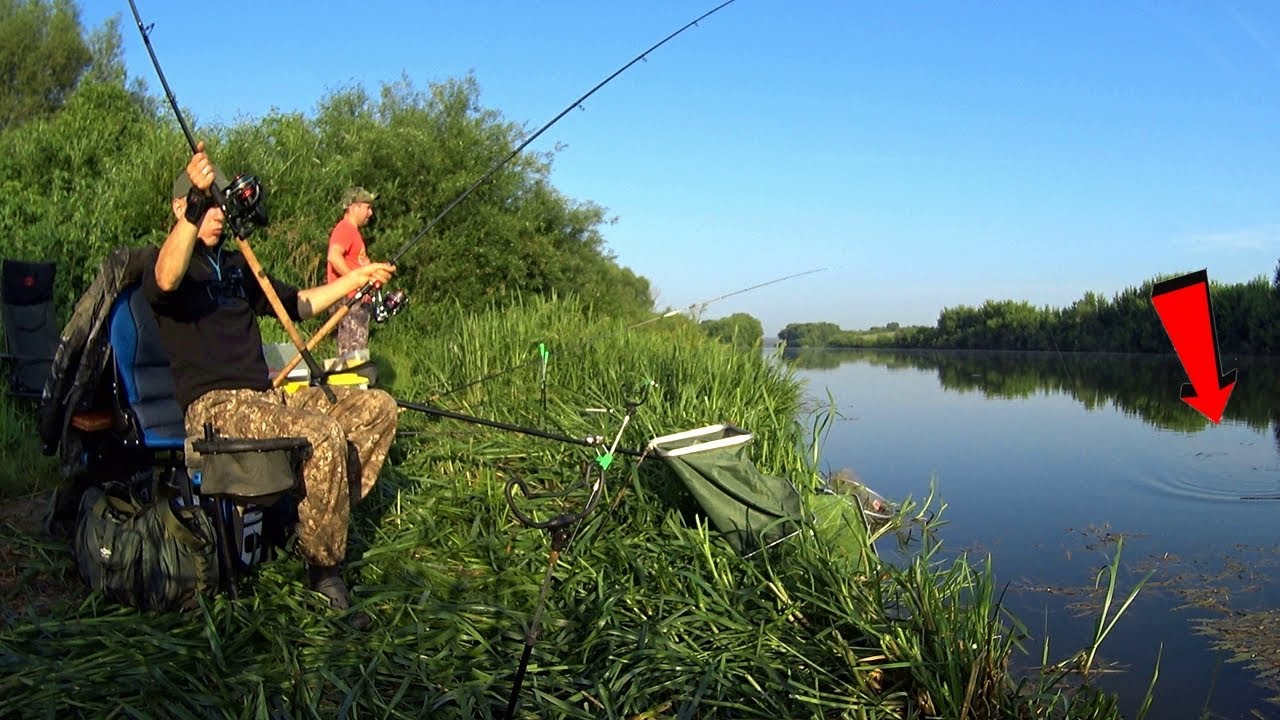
[{"left": 83, "top": 1, "right": 1280, "bottom": 334}]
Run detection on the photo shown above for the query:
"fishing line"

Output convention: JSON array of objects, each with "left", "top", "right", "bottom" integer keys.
[{"left": 1046, "top": 320, "right": 1078, "bottom": 390}]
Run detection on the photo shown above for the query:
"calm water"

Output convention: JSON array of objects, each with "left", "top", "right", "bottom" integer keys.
[{"left": 787, "top": 348, "right": 1280, "bottom": 719}]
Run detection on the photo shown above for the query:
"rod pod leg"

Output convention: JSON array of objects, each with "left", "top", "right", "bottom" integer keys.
[{"left": 503, "top": 525, "right": 572, "bottom": 719}]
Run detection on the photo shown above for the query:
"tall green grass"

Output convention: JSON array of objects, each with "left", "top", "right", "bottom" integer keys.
[
  {"left": 0, "top": 296, "right": 1147, "bottom": 718},
  {"left": 0, "top": 392, "right": 58, "bottom": 498}
]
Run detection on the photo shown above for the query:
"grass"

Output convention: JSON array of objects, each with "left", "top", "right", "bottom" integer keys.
[
  {"left": 0, "top": 391, "right": 58, "bottom": 499},
  {"left": 0, "top": 296, "right": 1151, "bottom": 718}
]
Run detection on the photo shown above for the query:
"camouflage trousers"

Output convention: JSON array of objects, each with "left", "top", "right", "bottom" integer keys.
[
  {"left": 333, "top": 301, "right": 371, "bottom": 357},
  {"left": 185, "top": 385, "right": 398, "bottom": 566}
]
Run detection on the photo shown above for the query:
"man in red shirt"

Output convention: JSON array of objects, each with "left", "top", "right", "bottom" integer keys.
[{"left": 326, "top": 186, "right": 377, "bottom": 358}]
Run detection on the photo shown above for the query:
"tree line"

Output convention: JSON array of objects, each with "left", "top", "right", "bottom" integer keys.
[
  {"left": 779, "top": 275, "right": 1280, "bottom": 355},
  {"left": 699, "top": 313, "right": 764, "bottom": 348}
]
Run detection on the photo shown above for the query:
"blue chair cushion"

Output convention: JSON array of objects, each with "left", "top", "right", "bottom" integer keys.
[{"left": 108, "top": 285, "right": 186, "bottom": 449}]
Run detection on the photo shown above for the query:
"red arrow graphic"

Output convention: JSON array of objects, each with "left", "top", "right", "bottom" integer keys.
[{"left": 1150, "top": 269, "right": 1236, "bottom": 424}]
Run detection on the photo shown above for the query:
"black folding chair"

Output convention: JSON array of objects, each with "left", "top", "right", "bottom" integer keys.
[{"left": 1, "top": 259, "right": 58, "bottom": 400}]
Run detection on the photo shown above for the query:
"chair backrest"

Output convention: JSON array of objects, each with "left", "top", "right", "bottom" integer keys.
[
  {"left": 107, "top": 285, "right": 186, "bottom": 449},
  {"left": 1, "top": 259, "right": 58, "bottom": 397}
]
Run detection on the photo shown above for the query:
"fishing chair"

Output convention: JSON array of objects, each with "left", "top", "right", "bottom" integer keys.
[
  {"left": 71, "top": 283, "right": 309, "bottom": 597},
  {"left": 1, "top": 259, "right": 58, "bottom": 400}
]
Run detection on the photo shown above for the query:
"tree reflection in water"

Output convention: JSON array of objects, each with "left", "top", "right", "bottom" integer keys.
[{"left": 784, "top": 347, "right": 1280, "bottom": 453}]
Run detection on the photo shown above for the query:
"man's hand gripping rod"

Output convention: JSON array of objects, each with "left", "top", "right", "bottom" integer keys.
[{"left": 269, "top": 277, "right": 369, "bottom": 388}]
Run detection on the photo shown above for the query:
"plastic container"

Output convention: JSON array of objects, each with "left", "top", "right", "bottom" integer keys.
[{"left": 282, "top": 372, "right": 368, "bottom": 394}]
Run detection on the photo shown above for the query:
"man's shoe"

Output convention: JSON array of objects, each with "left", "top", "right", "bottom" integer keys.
[
  {"left": 309, "top": 567, "right": 373, "bottom": 630},
  {"left": 311, "top": 574, "right": 352, "bottom": 609}
]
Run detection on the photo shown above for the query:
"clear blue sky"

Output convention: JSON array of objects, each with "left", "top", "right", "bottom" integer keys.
[{"left": 85, "top": 1, "right": 1280, "bottom": 334}]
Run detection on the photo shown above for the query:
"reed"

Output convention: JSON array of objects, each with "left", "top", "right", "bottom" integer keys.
[
  {"left": 1081, "top": 537, "right": 1152, "bottom": 678},
  {"left": 0, "top": 393, "right": 57, "bottom": 497}
]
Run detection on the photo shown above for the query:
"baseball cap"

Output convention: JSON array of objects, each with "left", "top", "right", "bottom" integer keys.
[
  {"left": 341, "top": 186, "right": 378, "bottom": 207},
  {"left": 172, "top": 166, "right": 229, "bottom": 198}
]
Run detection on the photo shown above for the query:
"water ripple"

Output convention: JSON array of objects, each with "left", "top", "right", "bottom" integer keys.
[{"left": 1136, "top": 452, "right": 1280, "bottom": 502}]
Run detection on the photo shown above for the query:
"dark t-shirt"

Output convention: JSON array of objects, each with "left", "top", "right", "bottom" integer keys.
[{"left": 142, "top": 244, "right": 302, "bottom": 408}]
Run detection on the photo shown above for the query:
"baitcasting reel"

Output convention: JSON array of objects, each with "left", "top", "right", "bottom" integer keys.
[
  {"left": 222, "top": 174, "right": 269, "bottom": 239},
  {"left": 372, "top": 288, "right": 409, "bottom": 323}
]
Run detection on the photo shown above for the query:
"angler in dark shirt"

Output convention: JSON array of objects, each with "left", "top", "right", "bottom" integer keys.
[{"left": 145, "top": 142, "right": 397, "bottom": 627}]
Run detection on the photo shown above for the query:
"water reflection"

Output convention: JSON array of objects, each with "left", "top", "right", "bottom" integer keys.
[
  {"left": 783, "top": 347, "right": 1280, "bottom": 713},
  {"left": 785, "top": 347, "right": 1280, "bottom": 441}
]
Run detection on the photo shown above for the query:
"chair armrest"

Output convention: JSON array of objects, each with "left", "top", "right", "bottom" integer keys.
[{"left": 190, "top": 436, "right": 310, "bottom": 455}]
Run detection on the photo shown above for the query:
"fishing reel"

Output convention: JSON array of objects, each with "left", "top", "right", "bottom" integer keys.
[
  {"left": 221, "top": 174, "right": 269, "bottom": 239},
  {"left": 372, "top": 287, "right": 409, "bottom": 323}
]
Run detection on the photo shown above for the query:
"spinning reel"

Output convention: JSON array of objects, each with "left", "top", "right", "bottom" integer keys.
[
  {"left": 372, "top": 287, "right": 409, "bottom": 323},
  {"left": 221, "top": 174, "right": 269, "bottom": 239}
]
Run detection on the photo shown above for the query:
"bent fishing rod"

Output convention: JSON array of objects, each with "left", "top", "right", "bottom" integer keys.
[
  {"left": 631, "top": 265, "right": 827, "bottom": 329},
  {"left": 127, "top": 0, "right": 331, "bottom": 391},
  {"left": 271, "top": 0, "right": 741, "bottom": 386}
]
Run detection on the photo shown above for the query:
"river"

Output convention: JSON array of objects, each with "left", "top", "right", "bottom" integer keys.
[{"left": 786, "top": 348, "right": 1280, "bottom": 719}]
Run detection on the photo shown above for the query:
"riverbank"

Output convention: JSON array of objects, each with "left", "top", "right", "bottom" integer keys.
[{"left": 0, "top": 298, "right": 1143, "bottom": 718}]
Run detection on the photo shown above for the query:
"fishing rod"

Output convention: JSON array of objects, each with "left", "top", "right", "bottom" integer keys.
[
  {"left": 631, "top": 266, "right": 827, "bottom": 329},
  {"left": 126, "top": 0, "right": 331, "bottom": 392},
  {"left": 426, "top": 266, "right": 828, "bottom": 403},
  {"left": 270, "top": 0, "right": 742, "bottom": 386},
  {"left": 394, "top": 397, "right": 646, "bottom": 458}
]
